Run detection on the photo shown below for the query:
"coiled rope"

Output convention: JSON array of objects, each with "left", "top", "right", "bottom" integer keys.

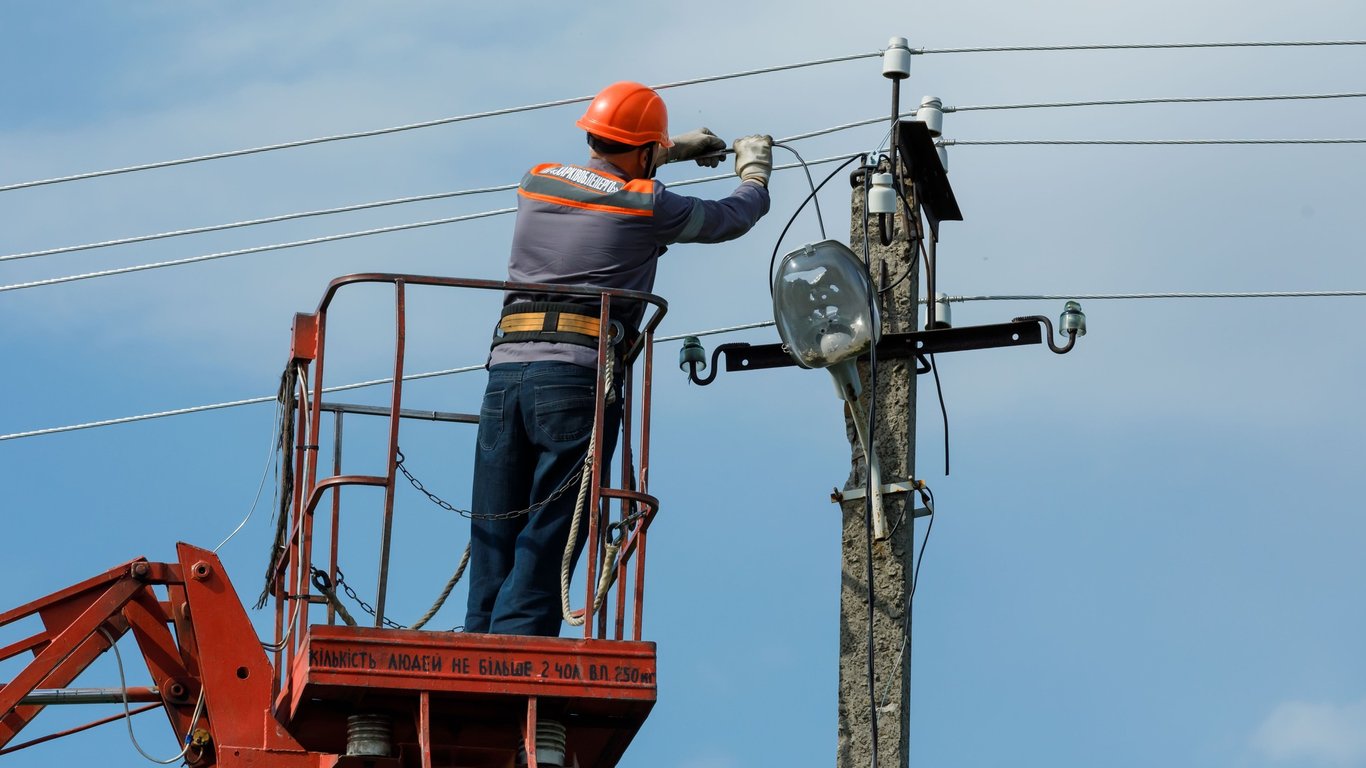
[{"left": 561, "top": 351, "right": 620, "bottom": 627}]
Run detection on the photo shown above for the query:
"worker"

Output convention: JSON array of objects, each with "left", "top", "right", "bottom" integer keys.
[{"left": 465, "top": 81, "right": 773, "bottom": 636}]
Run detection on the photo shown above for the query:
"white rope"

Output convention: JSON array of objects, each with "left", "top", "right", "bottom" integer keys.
[
  {"left": 562, "top": 351, "right": 617, "bottom": 627},
  {"left": 408, "top": 543, "right": 470, "bottom": 630}
]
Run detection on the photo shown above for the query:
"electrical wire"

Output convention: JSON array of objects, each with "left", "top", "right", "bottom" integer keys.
[
  {"left": 0, "top": 184, "right": 518, "bottom": 263},
  {"left": 0, "top": 704, "right": 163, "bottom": 756},
  {"left": 773, "top": 143, "right": 825, "bottom": 236},
  {"left": 942, "top": 138, "right": 1366, "bottom": 146},
  {"left": 1, "top": 136, "right": 858, "bottom": 269},
  {"left": 914, "top": 40, "right": 1366, "bottom": 54},
  {"left": 947, "top": 91, "right": 1366, "bottom": 113},
  {"left": 5, "top": 40, "right": 1356, "bottom": 193},
  {"left": 9, "top": 282, "right": 1366, "bottom": 442},
  {"left": 0, "top": 318, "right": 778, "bottom": 441},
  {"left": 909, "top": 210, "right": 951, "bottom": 478},
  {"left": 858, "top": 160, "right": 880, "bottom": 768},
  {"left": 0, "top": 363, "right": 486, "bottom": 441},
  {"left": 0, "top": 149, "right": 855, "bottom": 289},
  {"left": 7, "top": 116, "right": 1360, "bottom": 282},
  {"left": 0, "top": 51, "right": 880, "bottom": 194},
  {"left": 213, "top": 389, "right": 286, "bottom": 553},
  {"left": 878, "top": 486, "right": 935, "bottom": 713},
  {"left": 947, "top": 289, "right": 1366, "bottom": 302},
  {"left": 655, "top": 320, "right": 774, "bottom": 343},
  {"left": 768, "top": 154, "right": 867, "bottom": 294},
  {"left": 0, "top": 208, "right": 515, "bottom": 293},
  {"left": 22, "top": 89, "right": 1354, "bottom": 268},
  {"left": 98, "top": 628, "right": 207, "bottom": 765},
  {"left": 929, "top": 356, "right": 949, "bottom": 477}
]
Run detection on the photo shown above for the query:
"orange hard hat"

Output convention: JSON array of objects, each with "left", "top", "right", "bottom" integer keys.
[{"left": 576, "top": 81, "right": 672, "bottom": 148}]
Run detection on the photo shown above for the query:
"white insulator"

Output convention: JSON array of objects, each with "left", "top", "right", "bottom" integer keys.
[
  {"left": 868, "top": 173, "right": 897, "bottom": 215},
  {"left": 882, "top": 37, "right": 912, "bottom": 79},
  {"left": 936, "top": 143, "right": 949, "bottom": 172},
  {"left": 932, "top": 292, "right": 952, "bottom": 329},
  {"left": 916, "top": 96, "right": 944, "bottom": 137}
]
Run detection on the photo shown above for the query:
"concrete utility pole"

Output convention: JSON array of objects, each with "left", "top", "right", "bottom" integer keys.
[{"left": 836, "top": 170, "right": 919, "bottom": 768}]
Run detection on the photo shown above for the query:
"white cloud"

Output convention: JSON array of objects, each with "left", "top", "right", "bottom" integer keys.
[{"left": 1254, "top": 697, "right": 1366, "bottom": 766}]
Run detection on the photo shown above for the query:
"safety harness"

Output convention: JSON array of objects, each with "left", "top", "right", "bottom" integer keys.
[{"left": 492, "top": 300, "right": 634, "bottom": 351}]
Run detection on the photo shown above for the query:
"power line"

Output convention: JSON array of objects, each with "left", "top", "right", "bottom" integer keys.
[
  {"left": 0, "top": 153, "right": 856, "bottom": 291},
  {"left": 14, "top": 88, "right": 1361, "bottom": 265},
  {"left": 7, "top": 40, "right": 1357, "bottom": 193},
  {"left": 0, "top": 184, "right": 518, "bottom": 263},
  {"left": 11, "top": 286, "right": 1364, "bottom": 441},
  {"left": 948, "top": 91, "right": 1366, "bottom": 113},
  {"left": 915, "top": 40, "right": 1366, "bottom": 55},
  {"left": 0, "top": 52, "right": 879, "bottom": 194},
  {"left": 0, "top": 208, "right": 516, "bottom": 293},
  {"left": 0, "top": 322, "right": 779, "bottom": 442},
  {"left": 0, "top": 125, "right": 870, "bottom": 266},
  {"left": 949, "top": 290, "right": 1366, "bottom": 302},
  {"left": 656, "top": 320, "right": 774, "bottom": 343},
  {"left": 942, "top": 138, "right": 1366, "bottom": 146}
]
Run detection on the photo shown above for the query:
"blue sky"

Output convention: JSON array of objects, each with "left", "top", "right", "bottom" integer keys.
[{"left": 2, "top": 2, "right": 1365, "bottom": 767}]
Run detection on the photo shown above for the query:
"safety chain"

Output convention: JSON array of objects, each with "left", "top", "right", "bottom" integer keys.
[
  {"left": 395, "top": 447, "right": 585, "bottom": 521},
  {"left": 316, "top": 566, "right": 405, "bottom": 630}
]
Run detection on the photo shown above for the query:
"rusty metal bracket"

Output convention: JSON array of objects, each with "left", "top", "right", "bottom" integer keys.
[{"left": 831, "top": 480, "right": 932, "bottom": 516}]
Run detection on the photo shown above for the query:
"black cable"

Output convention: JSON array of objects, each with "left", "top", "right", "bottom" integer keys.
[
  {"left": 910, "top": 487, "right": 935, "bottom": 599},
  {"left": 768, "top": 154, "right": 865, "bottom": 295},
  {"left": 900, "top": 188, "right": 951, "bottom": 477},
  {"left": 929, "top": 355, "right": 950, "bottom": 476}
]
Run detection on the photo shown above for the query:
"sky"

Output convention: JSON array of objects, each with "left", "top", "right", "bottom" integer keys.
[{"left": 2, "top": 2, "right": 1365, "bottom": 767}]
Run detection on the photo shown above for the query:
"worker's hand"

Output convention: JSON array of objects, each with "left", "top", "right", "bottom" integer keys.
[
  {"left": 666, "top": 128, "right": 727, "bottom": 167},
  {"left": 733, "top": 134, "right": 773, "bottom": 186}
]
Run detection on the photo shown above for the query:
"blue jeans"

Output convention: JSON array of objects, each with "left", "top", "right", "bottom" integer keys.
[{"left": 464, "top": 362, "right": 622, "bottom": 636}]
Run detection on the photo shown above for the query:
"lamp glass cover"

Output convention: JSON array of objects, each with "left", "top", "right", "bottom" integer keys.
[{"left": 772, "top": 240, "right": 880, "bottom": 369}]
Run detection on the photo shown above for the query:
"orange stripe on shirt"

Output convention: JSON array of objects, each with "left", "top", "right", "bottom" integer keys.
[{"left": 517, "top": 188, "right": 655, "bottom": 217}]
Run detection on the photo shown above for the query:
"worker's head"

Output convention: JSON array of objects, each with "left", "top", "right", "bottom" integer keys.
[{"left": 577, "top": 81, "right": 671, "bottom": 179}]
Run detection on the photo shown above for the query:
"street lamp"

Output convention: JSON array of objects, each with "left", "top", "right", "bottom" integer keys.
[{"left": 772, "top": 240, "right": 889, "bottom": 537}]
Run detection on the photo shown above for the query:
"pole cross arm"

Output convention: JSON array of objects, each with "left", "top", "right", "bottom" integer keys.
[{"left": 685, "top": 317, "right": 1072, "bottom": 385}]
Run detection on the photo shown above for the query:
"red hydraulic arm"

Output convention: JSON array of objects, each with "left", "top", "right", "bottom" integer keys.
[{"left": 0, "top": 545, "right": 312, "bottom": 766}]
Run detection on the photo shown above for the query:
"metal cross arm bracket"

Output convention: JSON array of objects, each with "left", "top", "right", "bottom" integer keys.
[
  {"left": 830, "top": 481, "right": 933, "bottom": 520},
  {"left": 684, "top": 316, "right": 1075, "bottom": 386}
]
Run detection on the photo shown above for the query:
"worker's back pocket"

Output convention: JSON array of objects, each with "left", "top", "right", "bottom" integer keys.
[
  {"left": 534, "top": 384, "right": 597, "bottom": 443},
  {"left": 478, "top": 388, "right": 506, "bottom": 451}
]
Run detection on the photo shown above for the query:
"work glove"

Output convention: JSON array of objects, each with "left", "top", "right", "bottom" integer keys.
[
  {"left": 666, "top": 127, "right": 727, "bottom": 167},
  {"left": 733, "top": 134, "right": 773, "bottom": 186}
]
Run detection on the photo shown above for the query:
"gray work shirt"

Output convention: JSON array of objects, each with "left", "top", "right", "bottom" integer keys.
[{"left": 489, "top": 158, "right": 770, "bottom": 368}]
